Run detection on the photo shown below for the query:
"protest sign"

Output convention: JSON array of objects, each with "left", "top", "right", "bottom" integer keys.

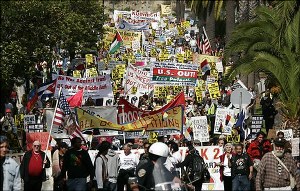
[
  {"left": 124, "top": 64, "right": 154, "bottom": 94},
  {"left": 150, "top": 62, "right": 198, "bottom": 86},
  {"left": 26, "top": 132, "right": 52, "bottom": 150},
  {"left": 103, "top": 27, "right": 141, "bottom": 47},
  {"left": 52, "top": 74, "right": 113, "bottom": 100},
  {"left": 251, "top": 115, "right": 263, "bottom": 133},
  {"left": 117, "top": 92, "right": 185, "bottom": 124},
  {"left": 24, "top": 115, "right": 36, "bottom": 125},
  {"left": 276, "top": 129, "right": 293, "bottom": 141},
  {"left": 214, "top": 108, "right": 235, "bottom": 135},
  {"left": 207, "top": 82, "right": 221, "bottom": 98},
  {"left": 191, "top": 116, "right": 209, "bottom": 142},
  {"left": 124, "top": 130, "right": 180, "bottom": 139},
  {"left": 76, "top": 105, "right": 183, "bottom": 132},
  {"left": 291, "top": 138, "right": 299, "bottom": 156}
]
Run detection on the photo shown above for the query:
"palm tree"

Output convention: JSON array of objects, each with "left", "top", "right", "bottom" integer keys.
[{"left": 225, "top": 2, "right": 300, "bottom": 137}]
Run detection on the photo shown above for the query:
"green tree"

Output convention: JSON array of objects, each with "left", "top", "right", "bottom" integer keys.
[
  {"left": 225, "top": 2, "right": 300, "bottom": 137},
  {"left": 1, "top": 1, "right": 106, "bottom": 109}
]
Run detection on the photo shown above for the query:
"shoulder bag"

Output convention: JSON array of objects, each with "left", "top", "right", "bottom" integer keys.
[{"left": 272, "top": 151, "right": 296, "bottom": 189}]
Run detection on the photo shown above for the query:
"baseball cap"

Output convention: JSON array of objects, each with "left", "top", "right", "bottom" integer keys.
[
  {"left": 273, "top": 138, "right": 285, "bottom": 147},
  {"left": 5, "top": 108, "right": 11, "bottom": 113}
]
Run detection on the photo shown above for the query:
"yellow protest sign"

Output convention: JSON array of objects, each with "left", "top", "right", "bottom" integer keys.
[
  {"left": 207, "top": 82, "right": 221, "bottom": 99},
  {"left": 104, "top": 27, "right": 141, "bottom": 47},
  {"left": 149, "top": 132, "right": 158, "bottom": 143},
  {"left": 176, "top": 53, "right": 184, "bottom": 63},
  {"left": 73, "top": 70, "right": 82, "bottom": 78},
  {"left": 76, "top": 106, "right": 183, "bottom": 132},
  {"left": 85, "top": 54, "right": 93, "bottom": 64},
  {"left": 161, "top": 4, "right": 172, "bottom": 15}
]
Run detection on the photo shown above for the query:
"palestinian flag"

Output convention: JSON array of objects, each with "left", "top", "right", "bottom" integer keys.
[{"left": 109, "top": 31, "right": 123, "bottom": 54}]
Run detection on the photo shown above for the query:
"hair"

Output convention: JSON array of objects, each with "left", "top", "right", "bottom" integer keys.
[
  {"left": 256, "top": 131, "right": 266, "bottom": 138},
  {"left": 235, "top": 143, "right": 244, "bottom": 149},
  {"left": 59, "top": 142, "right": 68, "bottom": 149},
  {"left": 169, "top": 141, "right": 179, "bottom": 152},
  {"left": 277, "top": 131, "right": 284, "bottom": 137},
  {"left": 0, "top": 136, "right": 8, "bottom": 145},
  {"left": 224, "top": 143, "right": 233, "bottom": 148},
  {"left": 71, "top": 137, "right": 81, "bottom": 146},
  {"left": 97, "top": 141, "right": 111, "bottom": 155}
]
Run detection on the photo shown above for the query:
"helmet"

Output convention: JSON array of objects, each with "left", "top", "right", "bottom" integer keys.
[{"left": 149, "top": 142, "right": 169, "bottom": 158}]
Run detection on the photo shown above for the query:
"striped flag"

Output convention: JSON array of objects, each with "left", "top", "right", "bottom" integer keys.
[
  {"left": 109, "top": 31, "right": 123, "bottom": 54},
  {"left": 65, "top": 115, "right": 85, "bottom": 141},
  {"left": 200, "top": 26, "right": 212, "bottom": 55},
  {"left": 53, "top": 91, "right": 71, "bottom": 126},
  {"left": 37, "top": 79, "right": 56, "bottom": 101}
]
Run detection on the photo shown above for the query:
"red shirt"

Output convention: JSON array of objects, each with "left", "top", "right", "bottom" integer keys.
[{"left": 28, "top": 152, "right": 43, "bottom": 176}]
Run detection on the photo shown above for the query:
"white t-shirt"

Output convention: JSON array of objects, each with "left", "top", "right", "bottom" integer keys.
[
  {"left": 119, "top": 152, "right": 139, "bottom": 170},
  {"left": 222, "top": 154, "right": 232, "bottom": 176}
]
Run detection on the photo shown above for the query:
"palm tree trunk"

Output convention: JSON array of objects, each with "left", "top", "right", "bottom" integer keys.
[
  {"left": 225, "top": 0, "right": 236, "bottom": 45},
  {"left": 206, "top": 2, "right": 215, "bottom": 50}
]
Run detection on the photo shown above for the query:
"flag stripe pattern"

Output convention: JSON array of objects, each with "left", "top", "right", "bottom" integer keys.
[
  {"left": 38, "top": 79, "right": 56, "bottom": 100},
  {"left": 53, "top": 91, "right": 71, "bottom": 126},
  {"left": 200, "top": 27, "right": 212, "bottom": 55}
]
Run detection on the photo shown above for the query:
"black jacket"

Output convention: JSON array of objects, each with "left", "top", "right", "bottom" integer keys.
[{"left": 20, "top": 150, "right": 51, "bottom": 182}]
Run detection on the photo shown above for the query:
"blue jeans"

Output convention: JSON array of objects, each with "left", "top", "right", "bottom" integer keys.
[
  {"left": 232, "top": 175, "right": 250, "bottom": 191},
  {"left": 66, "top": 178, "right": 87, "bottom": 191}
]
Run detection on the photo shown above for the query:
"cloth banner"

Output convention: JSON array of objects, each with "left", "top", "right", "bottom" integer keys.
[
  {"left": 52, "top": 74, "right": 113, "bottom": 100},
  {"left": 76, "top": 106, "right": 183, "bottom": 132},
  {"left": 131, "top": 10, "right": 160, "bottom": 21},
  {"left": 214, "top": 108, "right": 236, "bottom": 135},
  {"left": 191, "top": 116, "right": 209, "bottom": 142},
  {"left": 124, "top": 64, "right": 154, "bottom": 95},
  {"left": 117, "top": 92, "right": 185, "bottom": 124},
  {"left": 118, "top": 19, "right": 149, "bottom": 31},
  {"left": 150, "top": 62, "right": 198, "bottom": 86},
  {"left": 45, "top": 106, "right": 117, "bottom": 138}
]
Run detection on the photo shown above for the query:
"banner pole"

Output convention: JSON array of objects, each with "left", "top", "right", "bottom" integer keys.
[{"left": 43, "top": 87, "right": 62, "bottom": 168}]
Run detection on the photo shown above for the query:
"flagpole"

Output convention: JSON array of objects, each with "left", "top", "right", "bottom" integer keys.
[{"left": 43, "top": 87, "right": 62, "bottom": 168}]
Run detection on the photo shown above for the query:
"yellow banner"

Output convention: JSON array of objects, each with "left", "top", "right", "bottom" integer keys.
[
  {"left": 76, "top": 106, "right": 183, "bottom": 131},
  {"left": 207, "top": 82, "right": 221, "bottom": 98}
]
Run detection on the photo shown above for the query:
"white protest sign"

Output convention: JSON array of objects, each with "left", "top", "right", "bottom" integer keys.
[
  {"left": 214, "top": 108, "right": 235, "bottom": 135},
  {"left": 191, "top": 116, "right": 209, "bottom": 142},
  {"left": 125, "top": 63, "right": 154, "bottom": 94},
  {"left": 276, "top": 129, "right": 293, "bottom": 141},
  {"left": 291, "top": 138, "right": 299, "bottom": 156},
  {"left": 131, "top": 10, "right": 160, "bottom": 21},
  {"left": 53, "top": 74, "right": 113, "bottom": 100},
  {"left": 24, "top": 115, "right": 36, "bottom": 124}
]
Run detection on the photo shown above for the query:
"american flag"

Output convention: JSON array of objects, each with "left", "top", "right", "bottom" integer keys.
[
  {"left": 199, "top": 26, "right": 212, "bottom": 55},
  {"left": 53, "top": 91, "right": 71, "bottom": 126},
  {"left": 65, "top": 115, "right": 85, "bottom": 141}
]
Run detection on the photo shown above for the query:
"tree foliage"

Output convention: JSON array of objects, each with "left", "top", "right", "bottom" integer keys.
[
  {"left": 1, "top": 1, "right": 106, "bottom": 97},
  {"left": 225, "top": 1, "right": 300, "bottom": 123}
]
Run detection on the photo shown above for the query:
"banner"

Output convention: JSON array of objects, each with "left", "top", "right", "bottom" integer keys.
[
  {"left": 117, "top": 92, "right": 185, "bottom": 124},
  {"left": 45, "top": 106, "right": 117, "bottom": 138},
  {"left": 124, "top": 130, "right": 180, "bottom": 139},
  {"left": 103, "top": 27, "right": 141, "bottom": 47},
  {"left": 26, "top": 132, "right": 52, "bottom": 151},
  {"left": 53, "top": 74, "right": 113, "bottom": 100},
  {"left": 191, "top": 116, "right": 209, "bottom": 142},
  {"left": 124, "top": 64, "right": 154, "bottom": 94},
  {"left": 131, "top": 10, "right": 160, "bottom": 21},
  {"left": 150, "top": 62, "right": 198, "bottom": 86},
  {"left": 118, "top": 19, "right": 149, "bottom": 31},
  {"left": 76, "top": 106, "right": 183, "bottom": 132},
  {"left": 214, "top": 108, "right": 236, "bottom": 135}
]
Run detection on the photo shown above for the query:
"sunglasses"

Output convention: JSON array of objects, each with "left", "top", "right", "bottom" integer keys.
[{"left": 33, "top": 145, "right": 40, "bottom": 147}]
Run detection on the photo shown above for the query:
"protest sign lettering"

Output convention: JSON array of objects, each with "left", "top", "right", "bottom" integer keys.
[
  {"left": 214, "top": 108, "right": 235, "bottom": 135},
  {"left": 276, "top": 129, "right": 293, "bottom": 141},
  {"left": 191, "top": 116, "right": 209, "bottom": 142}
]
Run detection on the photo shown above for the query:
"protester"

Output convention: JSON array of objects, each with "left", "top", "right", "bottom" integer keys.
[
  {"left": 138, "top": 142, "right": 151, "bottom": 166},
  {"left": 177, "top": 143, "right": 207, "bottom": 191},
  {"left": 256, "top": 138, "right": 300, "bottom": 191},
  {"left": 61, "top": 137, "right": 94, "bottom": 191},
  {"left": 106, "top": 147, "right": 120, "bottom": 191},
  {"left": 0, "top": 136, "right": 21, "bottom": 191},
  {"left": 276, "top": 131, "right": 292, "bottom": 153},
  {"left": 52, "top": 142, "right": 69, "bottom": 191},
  {"left": 117, "top": 143, "right": 139, "bottom": 191},
  {"left": 165, "top": 141, "right": 182, "bottom": 177},
  {"left": 94, "top": 141, "right": 111, "bottom": 191},
  {"left": 229, "top": 143, "right": 253, "bottom": 191},
  {"left": 261, "top": 97, "right": 277, "bottom": 135},
  {"left": 218, "top": 143, "right": 233, "bottom": 191},
  {"left": 0, "top": 108, "right": 15, "bottom": 133},
  {"left": 20, "top": 140, "right": 51, "bottom": 191}
]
